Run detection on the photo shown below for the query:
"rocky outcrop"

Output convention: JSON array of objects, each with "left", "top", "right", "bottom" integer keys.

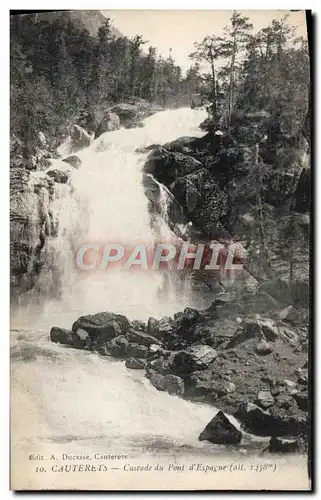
[
  {"left": 144, "top": 147, "right": 203, "bottom": 186},
  {"left": 69, "top": 123, "right": 92, "bottom": 152},
  {"left": 147, "top": 371, "right": 184, "bottom": 395},
  {"left": 52, "top": 288, "right": 309, "bottom": 451},
  {"left": 46, "top": 169, "right": 70, "bottom": 184},
  {"left": 62, "top": 155, "right": 82, "bottom": 169},
  {"left": 125, "top": 358, "right": 147, "bottom": 370},
  {"left": 10, "top": 167, "right": 58, "bottom": 298},
  {"left": 95, "top": 111, "right": 120, "bottom": 139},
  {"left": 268, "top": 436, "right": 299, "bottom": 453},
  {"left": 172, "top": 345, "right": 217, "bottom": 376},
  {"left": 171, "top": 169, "right": 228, "bottom": 237},
  {"left": 110, "top": 100, "right": 162, "bottom": 129},
  {"left": 199, "top": 411, "right": 242, "bottom": 445},
  {"left": 142, "top": 173, "right": 187, "bottom": 230},
  {"left": 50, "top": 326, "right": 89, "bottom": 349}
]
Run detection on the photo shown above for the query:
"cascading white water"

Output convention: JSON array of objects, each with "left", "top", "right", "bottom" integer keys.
[
  {"left": 23, "top": 108, "right": 208, "bottom": 327},
  {"left": 11, "top": 108, "right": 272, "bottom": 473}
]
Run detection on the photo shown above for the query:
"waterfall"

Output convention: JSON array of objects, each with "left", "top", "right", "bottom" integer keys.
[{"left": 22, "top": 108, "right": 207, "bottom": 326}]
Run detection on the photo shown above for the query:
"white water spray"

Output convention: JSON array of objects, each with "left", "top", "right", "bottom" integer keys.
[{"left": 29, "top": 108, "right": 207, "bottom": 326}]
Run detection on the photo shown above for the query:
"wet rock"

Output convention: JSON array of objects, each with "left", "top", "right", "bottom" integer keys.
[
  {"left": 131, "top": 320, "right": 146, "bottom": 332},
  {"left": 50, "top": 326, "right": 89, "bottom": 349},
  {"left": 127, "top": 343, "right": 149, "bottom": 359},
  {"left": 125, "top": 329, "right": 161, "bottom": 347},
  {"left": 256, "top": 390, "right": 274, "bottom": 409},
  {"left": 199, "top": 411, "right": 242, "bottom": 445},
  {"left": 225, "top": 317, "right": 277, "bottom": 350},
  {"left": 147, "top": 355, "right": 173, "bottom": 375},
  {"left": 72, "top": 312, "right": 130, "bottom": 343},
  {"left": 62, "top": 155, "right": 82, "bottom": 169},
  {"left": 171, "top": 169, "right": 228, "bottom": 237},
  {"left": 144, "top": 147, "right": 202, "bottom": 186},
  {"left": 147, "top": 371, "right": 184, "bottom": 396},
  {"left": 268, "top": 436, "right": 299, "bottom": 453},
  {"left": 125, "top": 358, "right": 147, "bottom": 370},
  {"left": 147, "top": 316, "right": 173, "bottom": 340},
  {"left": 106, "top": 335, "right": 129, "bottom": 358},
  {"left": 110, "top": 103, "right": 137, "bottom": 123},
  {"left": 163, "top": 136, "right": 201, "bottom": 155},
  {"left": 46, "top": 169, "right": 70, "bottom": 184},
  {"left": 184, "top": 371, "right": 235, "bottom": 401},
  {"left": 106, "top": 336, "right": 149, "bottom": 359},
  {"left": 143, "top": 174, "right": 187, "bottom": 227},
  {"left": 69, "top": 123, "right": 91, "bottom": 152},
  {"left": 235, "top": 401, "right": 307, "bottom": 437},
  {"left": 172, "top": 345, "right": 217, "bottom": 376},
  {"left": 95, "top": 111, "right": 120, "bottom": 138}
]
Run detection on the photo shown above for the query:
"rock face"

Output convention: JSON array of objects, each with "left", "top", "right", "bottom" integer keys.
[
  {"left": 147, "top": 371, "right": 184, "bottom": 396},
  {"left": 125, "top": 358, "right": 147, "bottom": 370},
  {"left": 10, "top": 166, "right": 60, "bottom": 299},
  {"left": 69, "top": 123, "right": 91, "bottom": 152},
  {"left": 172, "top": 345, "right": 217, "bottom": 376},
  {"left": 95, "top": 111, "right": 120, "bottom": 138},
  {"left": 142, "top": 173, "right": 187, "bottom": 230},
  {"left": 46, "top": 169, "right": 70, "bottom": 184},
  {"left": 72, "top": 312, "right": 130, "bottom": 345},
  {"left": 199, "top": 411, "right": 242, "bottom": 445},
  {"left": 144, "top": 147, "right": 203, "bottom": 186},
  {"left": 62, "top": 155, "right": 82, "bottom": 169},
  {"left": 50, "top": 290, "right": 309, "bottom": 452},
  {"left": 50, "top": 327, "right": 89, "bottom": 349}
]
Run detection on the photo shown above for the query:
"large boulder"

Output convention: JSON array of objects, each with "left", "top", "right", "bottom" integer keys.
[
  {"left": 62, "top": 155, "right": 82, "bottom": 169},
  {"left": 95, "top": 111, "right": 120, "bottom": 139},
  {"left": 234, "top": 401, "right": 307, "bottom": 437},
  {"left": 69, "top": 124, "right": 91, "bottom": 152},
  {"left": 172, "top": 345, "right": 217, "bottom": 376},
  {"left": 125, "top": 358, "right": 147, "bottom": 370},
  {"left": 111, "top": 102, "right": 137, "bottom": 119},
  {"left": 142, "top": 174, "right": 187, "bottom": 228},
  {"left": 50, "top": 326, "right": 89, "bottom": 349},
  {"left": 147, "top": 371, "right": 184, "bottom": 396},
  {"left": 46, "top": 169, "right": 70, "bottom": 184},
  {"left": 144, "top": 147, "right": 203, "bottom": 186},
  {"left": 268, "top": 436, "right": 299, "bottom": 453},
  {"left": 199, "top": 411, "right": 242, "bottom": 445},
  {"left": 125, "top": 329, "right": 161, "bottom": 347},
  {"left": 184, "top": 371, "right": 236, "bottom": 402},
  {"left": 72, "top": 312, "right": 130, "bottom": 345},
  {"left": 147, "top": 316, "right": 174, "bottom": 341}
]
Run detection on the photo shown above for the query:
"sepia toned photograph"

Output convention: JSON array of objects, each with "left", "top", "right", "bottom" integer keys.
[{"left": 10, "top": 9, "right": 311, "bottom": 491}]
